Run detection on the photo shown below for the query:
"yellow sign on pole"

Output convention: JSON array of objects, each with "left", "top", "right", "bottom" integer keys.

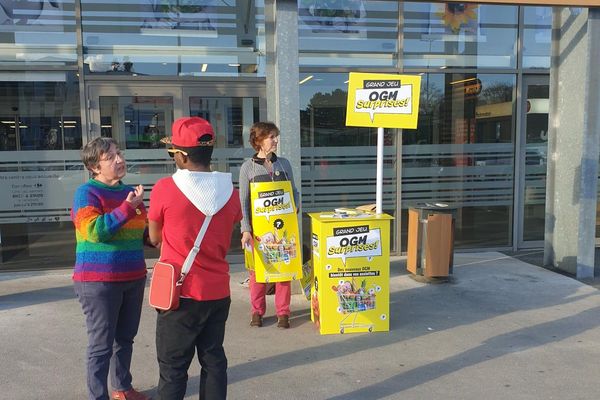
[{"left": 345, "top": 72, "right": 422, "bottom": 129}]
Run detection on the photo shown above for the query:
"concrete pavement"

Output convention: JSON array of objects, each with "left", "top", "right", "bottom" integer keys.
[{"left": 1, "top": 252, "right": 599, "bottom": 400}]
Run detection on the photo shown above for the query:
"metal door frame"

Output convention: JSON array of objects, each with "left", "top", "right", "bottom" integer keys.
[{"left": 515, "top": 75, "right": 549, "bottom": 249}]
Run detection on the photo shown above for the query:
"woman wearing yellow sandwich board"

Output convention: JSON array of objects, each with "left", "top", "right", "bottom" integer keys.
[{"left": 239, "top": 122, "right": 302, "bottom": 329}]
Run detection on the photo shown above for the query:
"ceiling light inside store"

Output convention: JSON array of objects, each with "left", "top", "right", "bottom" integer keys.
[
  {"left": 450, "top": 77, "right": 477, "bottom": 85},
  {"left": 228, "top": 63, "right": 241, "bottom": 67},
  {"left": 201, "top": 63, "right": 208, "bottom": 72},
  {"left": 299, "top": 75, "right": 313, "bottom": 85}
]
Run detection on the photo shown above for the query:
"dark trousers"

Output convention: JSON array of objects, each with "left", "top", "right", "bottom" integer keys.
[
  {"left": 156, "top": 297, "right": 231, "bottom": 400},
  {"left": 74, "top": 278, "right": 146, "bottom": 400}
]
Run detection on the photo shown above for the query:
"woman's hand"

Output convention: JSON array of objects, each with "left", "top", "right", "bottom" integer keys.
[
  {"left": 126, "top": 185, "right": 144, "bottom": 209},
  {"left": 241, "top": 231, "right": 253, "bottom": 251}
]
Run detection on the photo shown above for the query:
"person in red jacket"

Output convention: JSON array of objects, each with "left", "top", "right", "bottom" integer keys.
[{"left": 148, "top": 117, "right": 242, "bottom": 400}]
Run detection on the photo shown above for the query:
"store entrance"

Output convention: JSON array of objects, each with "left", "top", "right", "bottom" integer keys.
[
  {"left": 87, "top": 82, "right": 266, "bottom": 256},
  {"left": 87, "top": 82, "right": 265, "bottom": 147},
  {"left": 516, "top": 76, "right": 549, "bottom": 248}
]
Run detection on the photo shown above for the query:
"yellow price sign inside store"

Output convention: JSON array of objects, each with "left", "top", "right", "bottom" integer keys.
[{"left": 345, "top": 72, "right": 421, "bottom": 129}]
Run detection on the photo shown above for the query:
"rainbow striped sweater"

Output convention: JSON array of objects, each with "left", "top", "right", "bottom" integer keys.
[{"left": 71, "top": 179, "right": 147, "bottom": 282}]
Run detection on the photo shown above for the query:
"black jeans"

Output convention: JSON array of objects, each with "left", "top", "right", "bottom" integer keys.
[{"left": 156, "top": 297, "right": 231, "bottom": 400}]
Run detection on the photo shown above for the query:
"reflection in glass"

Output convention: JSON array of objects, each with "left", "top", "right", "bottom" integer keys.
[
  {"left": 0, "top": 0, "right": 77, "bottom": 65},
  {"left": 522, "top": 7, "right": 552, "bottom": 69},
  {"left": 522, "top": 83, "right": 549, "bottom": 241},
  {"left": 0, "top": 75, "right": 81, "bottom": 151},
  {"left": 299, "top": 72, "right": 397, "bottom": 251},
  {"left": 298, "top": 0, "right": 398, "bottom": 67},
  {"left": 0, "top": 222, "right": 75, "bottom": 270},
  {"left": 402, "top": 73, "right": 516, "bottom": 249},
  {"left": 299, "top": 73, "right": 394, "bottom": 147},
  {"left": 99, "top": 96, "right": 174, "bottom": 150},
  {"left": 403, "top": 2, "right": 518, "bottom": 69},
  {"left": 189, "top": 97, "right": 259, "bottom": 148},
  {"left": 80, "top": 0, "right": 264, "bottom": 77}
]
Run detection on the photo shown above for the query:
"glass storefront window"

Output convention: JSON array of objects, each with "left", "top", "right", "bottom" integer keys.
[
  {"left": 0, "top": 74, "right": 82, "bottom": 151},
  {"left": 80, "top": 0, "right": 265, "bottom": 77},
  {"left": 189, "top": 97, "right": 259, "bottom": 148},
  {"left": 0, "top": 0, "right": 77, "bottom": 66},
  {"left": 299, "top": 72, "right": 398, "bottom": 251},
  {"left": 522, "top": 7, "right": 552, "bottom": 69},
  {"left": 0, "top": 222, "right": 74, "bottom": 270},
  {"left": 403, "top": 2, "right": 518, "bottom": 69},
  {"left": 298, "top": 0, "right": 399, "bottom": 67},
  {"left": 522, "top": 81, "right": 549, "bottom": 242},
  {"left": 299, "top": 73, "right": 393, "bottom": 147},
  {"left": 402, "top": 73, "right": 516, "bottom": 249},
  {"left": 99, "top": 96, "right": 174, "bottom": 150},
  {"left": 0, "top": 74, "right": 84, "bottom": 269},
  {"left": 189, "top": 95, "right": 260, "bottom": 251}
]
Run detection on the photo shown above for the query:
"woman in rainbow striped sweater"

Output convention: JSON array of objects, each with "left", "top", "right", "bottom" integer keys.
[{"left": 72, "top": 137, "right": 150, "bottom": 400}]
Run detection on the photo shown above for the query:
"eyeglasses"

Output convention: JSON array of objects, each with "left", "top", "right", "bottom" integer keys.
[
  {"left": 167, "top": 148, "right": 188, "bottom": 158},
  {"left": 100, "top": 150, "right": 124, "bottom": 163}
]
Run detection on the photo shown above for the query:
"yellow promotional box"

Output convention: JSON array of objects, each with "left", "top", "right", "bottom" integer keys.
[{"left": 309, "top": 211, "right": 393, "bottom": 335}]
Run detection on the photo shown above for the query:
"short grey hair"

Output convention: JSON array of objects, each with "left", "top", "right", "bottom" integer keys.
[{"left": 81, "top": 137, "right": 118, "bottom": 175}]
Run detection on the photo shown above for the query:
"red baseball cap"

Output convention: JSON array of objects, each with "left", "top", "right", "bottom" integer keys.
[{"left": 161, "top": 117, "right": 215, "bottom": 147}]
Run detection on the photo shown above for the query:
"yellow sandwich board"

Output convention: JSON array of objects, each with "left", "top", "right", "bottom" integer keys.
[
  {"left": 309, "top": 211, "right": 393, "bottom": 335},
  {"left": 247, "top": 180, "right": 302, "bottom": 283},
  {"left": 346, "top": 72, "right": 421, "bottom": 129}
]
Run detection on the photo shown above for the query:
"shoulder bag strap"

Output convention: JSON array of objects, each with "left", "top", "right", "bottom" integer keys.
[{"left": 176, "top": 215, "right": 213, "bottom": 286}]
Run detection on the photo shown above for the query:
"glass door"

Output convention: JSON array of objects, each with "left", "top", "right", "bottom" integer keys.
[
  {"left": 517, "top": 76, "right": 549, "bottom": 247},
  {"left": 87, "top": 84, "right": 181, "bottom": 148},
  {"left": 182, "top": 83, "right": 266, "bottom": 176},
  {"left": 87, "top": 84, "right": 181, "bottom": 190},
  {"left": 88, "top": 82, "right": 266, "bottom": 256},
  {"left": 88, "top": 82, "right": 266, "bottom": 180}
]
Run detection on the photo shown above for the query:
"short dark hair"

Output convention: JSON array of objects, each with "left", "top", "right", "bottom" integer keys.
[
  {"left": 249, "top": 122, "right": 279, "bottom": 151},
  {"left": 173, "top": 133, "right": 213, "bottom": 167},
  {"left": 81, "top": 137, "right": 118, "bottom": 175}
]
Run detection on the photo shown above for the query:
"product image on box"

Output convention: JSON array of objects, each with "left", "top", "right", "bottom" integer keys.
[
  {"left": 309, "top": 211, "right": 392, "bottom": 334},
  {"left": 334, "top": 278, "right": 380, "bottom": 333},
  {"left": 257, "top": 231, "right": 297, "bottom": 265}
]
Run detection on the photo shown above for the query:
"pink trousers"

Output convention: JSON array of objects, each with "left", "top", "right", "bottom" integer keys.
[{"left": 249, "top": 270, "right": 291, "bottom": 317}]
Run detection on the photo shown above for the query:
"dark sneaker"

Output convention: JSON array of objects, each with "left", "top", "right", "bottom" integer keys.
[
  {"left": 112, "top": 388, "right": 151, "bottom": 400},
  {"left": 277, "top": 315, "right": 290, "bottom": 329},
  {"left": 250, "top": 313, "right": 263, "bottom": 327}
]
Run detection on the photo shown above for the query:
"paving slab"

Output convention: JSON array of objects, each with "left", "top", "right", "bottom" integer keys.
[{"left": 1, "top": 252, "right": 599, "bottom": 400}]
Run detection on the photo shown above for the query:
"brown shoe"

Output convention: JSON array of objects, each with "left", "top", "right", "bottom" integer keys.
[
  {"left": 250, "top": 313, "right": 263, "bottom": 327},
  {"left": 112, "top": 388, "right": 151, "bottom": 400},
  {"left": 277, "top": 315, "right": 290, "bottom": 329}
]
